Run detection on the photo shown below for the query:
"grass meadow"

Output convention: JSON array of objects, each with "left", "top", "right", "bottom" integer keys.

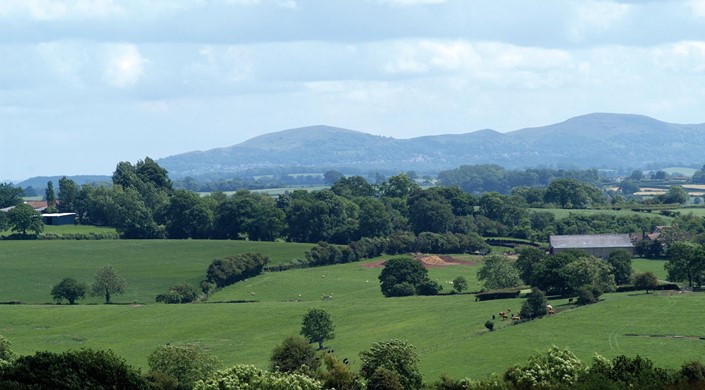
[{"left": 1, "top": 240, "right": 703, "bottom": 381}]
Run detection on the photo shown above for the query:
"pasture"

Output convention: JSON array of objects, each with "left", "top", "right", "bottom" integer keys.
[{"left": 0, "top": 240, "right": 702, "bottom": 382}]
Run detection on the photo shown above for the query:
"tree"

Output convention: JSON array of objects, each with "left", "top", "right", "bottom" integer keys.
[
  {"left": 477, "top": 254, "right": 522, "bottom": 290},
  {"left": 45, "top": 180, "right": 56, "bottom": 207},
  {"left": 58, "top": 176, "right": 79, "bottom": 212},
  {"left": 380, "top": 173, "right": 420, "bottom": 199},
  {"left": 378, "top": 257, "right": 429, "bottom": 297},
  {"left": 331, "top": 176, "right": 375, "bottom": 198},
  {"left": 163, "top": 189, "right": 213, "bottom": 239},
  {"left": 0, "top": 183, "right": 23, "bottom": 208},
  {"left": 148, "top": 344, "right": 219, "bottom": 389},
  {"left": 155, "top": 284, "right": 198, "bottom": 304},
  {"left": 519, "top": 287, "right": 549, "bottom": 319},
  {"left": 543, "top": 178, "right": 604, "bottom": 209},
  {"left": 665, "top": 241, "right": 705, "bottom": 288},
  {"left": 630, "top": 170, "right": 644, "bottom": 180},
  {"left": 1, "top": 349, "right": 148, "bottom": 389},
  {"left": 563, "top": 256, "right": 616, "bottom": 294},
  {"left": 633, "top": 272, "right": 659, "bottom": 293},
  {"left": 515, "top": 247, "right": 546, "bottom": 286},
  {"left": 270, "top": 335, "right": 320, "bottom": 374},
  {"left": 7, "top": 203, "right": 43, "bottom": 236},
  {"left": 0, "top": 335, "right": 16, "bottom": 365},
  {"left": 452, "top": 276, "right": 468, "bottom": 293},
  {"left": 608, "top": 249, "right": 633, "bottom": 285},
  {"left": 359, "top": 339, "right": 422, "bottom": 390},
  {"left": 407, "top": 193, "right": 454, "bottom": 234},
  {"left": 663, "top": 186, "right": 689, "bottom": 205},
  {"left": 323, "top": 170, "right": 344, "bottom": 185},
  {"left": 111, "top": 188, "right": 162, "bottom": 239},
  {"left": 51, "top": 277, "right": 87, "bottom": 304},
  {"left": 504, "top": 346, "right": 585, "bottom": 389},
  {"left": 91, "top": 266, "right": 127, "bottom": 304},
  {"left": 300, "top": 308, "right": 335, "bottom": 350},
  {"left": 193, "top": 364, "right": 322, "bottom": 390}
]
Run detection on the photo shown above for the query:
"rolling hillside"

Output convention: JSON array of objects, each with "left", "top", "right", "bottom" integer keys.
[{"left": 158, "top": 113, "right": 705, "bottom": 178}]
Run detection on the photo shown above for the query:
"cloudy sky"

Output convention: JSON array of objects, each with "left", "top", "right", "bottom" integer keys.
[{"left": 2, "top": 0, "right": 705, "bottom": 180}]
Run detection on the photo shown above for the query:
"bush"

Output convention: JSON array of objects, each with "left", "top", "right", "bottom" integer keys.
[
  {"left": 417, "top": 279, "right": 443, "bottom": 296},
  {"left": 576, "top": 285, "right": 602, "bottom": 305},
  {"left": 387, "top": 282, "right": 416, "bottom": 297},
  {"left": 474, "top": 287, "right": 523, "bottom": 301},
  {"left": 484, "top": 321, "right": 494, "bottom": 332},
  {"left": 367, "top": 367, "right": 403, "bottom": 390},
  {"left": 156, "top": 284, "right": 198, "bottom": 304},
  {"left": 504, "top": 346, "right": 585, "bottom": 389},
  {"left": 452, "top": 276, "right": 468, "bottom": 293},
  {"left": 519, "top": 288, "right": 548, "bottom": 319},
  {"left": 379, "top": 257, "right": 428, "bottom": 298},
  {"left": 193, "top": 364, "right": 322, "bottom": 390},
  {"left": 206, "top": 253, "right": 269, "bottom": 288}
]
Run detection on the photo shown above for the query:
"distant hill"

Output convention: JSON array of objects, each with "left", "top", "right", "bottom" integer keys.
[
  {"left": 158, "top": 113, "right": 705, "bottom": 178},
  {"left": 16, "top": 175, "right": 111, "bottom": 190}
]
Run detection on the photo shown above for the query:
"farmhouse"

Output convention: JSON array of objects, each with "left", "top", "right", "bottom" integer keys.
[
  {"left": 549, "top": 234, "right": 634, "bottom": 258},
  {"left": 41, "top": 213, "right": 76, "bottom": 226}
]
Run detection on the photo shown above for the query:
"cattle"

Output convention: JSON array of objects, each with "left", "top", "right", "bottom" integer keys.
[
  {"left": 511, "top": 315, "right": 520, "bottom": 321},
  {"left": 499, "top": 311, "right": 508, "bottom": 320}
]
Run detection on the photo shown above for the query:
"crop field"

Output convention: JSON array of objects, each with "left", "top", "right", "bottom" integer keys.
[{"left": 0, "top": 240, "right": 703, "bottom": 382}]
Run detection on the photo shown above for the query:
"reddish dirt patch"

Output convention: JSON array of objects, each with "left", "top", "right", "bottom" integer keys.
[{"left": 361, "top": 254, "right": 477, "bottom": 269}]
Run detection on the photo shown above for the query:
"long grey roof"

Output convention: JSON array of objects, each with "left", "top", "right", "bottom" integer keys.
[{"left": 549, "top": 234, "right": 633, "bottom": 249}]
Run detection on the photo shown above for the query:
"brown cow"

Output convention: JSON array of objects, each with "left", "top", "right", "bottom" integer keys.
[{"left": 499, "top": 311, "right": 508, "bottom": 320}]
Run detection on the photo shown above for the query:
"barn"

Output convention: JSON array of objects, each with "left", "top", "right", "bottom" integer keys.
[
  {"left": 549, "top": 234, "right": 634, "bottom": 258},
  {"left": 41, "top": 213, "right": 76, "bottom": 226}
]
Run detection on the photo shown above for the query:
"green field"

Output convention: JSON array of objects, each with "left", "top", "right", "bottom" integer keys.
[
  {"left": 0, "top": 240, "right": 314, "bottom": 304},
  {"left": 1, "top": 240, "right": 702, "bottom": 382},
  {"left": 43, "top": 224, "right": 118, "bottom": 235}
]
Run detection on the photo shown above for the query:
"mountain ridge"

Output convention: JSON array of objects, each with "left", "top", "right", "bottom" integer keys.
[{"left": 155, "top": 113, "right": 705, "bottom": 177}]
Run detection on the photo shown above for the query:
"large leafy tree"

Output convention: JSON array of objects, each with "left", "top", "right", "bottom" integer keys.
[
  {"left": 477, "top": 253, "right": 522, "bottom": 290},
  {"left": 0, "top": 183, "right": 23, "bottom": 208},
  {"left": 633, "top": 272, "right": 659, "bottom": 293},
  {"left": 666, "top": 241, "right": 705, "bottom": 288},
  {"left": 356, "top": 198, "right": 392, "bottom": 239},
  {"left": 163, "top": 189, "right": 213, "bottom": 239},
  {"left": 378, "top": 257, "right": 429, "bottom": 297},
  {"left": 515, "top": 246, "right": 547, "bottom": 286},
  {"left": 563, "top": 256, "right": 616, "bottom": 294},
  {"left": 270, "top": 335, "right": 320, "bottom": 373},
  {"left": 91, "top": 265, "right": 127, "bottom": 304},
  {"left": 544, "top": 178, "right": 604, "bottom": 209},
  {"left": 57, "top": 176, "right": 79, "bottom": 213},
  {"left": 519, "top": 287, "right": 549, "bottom": 319},
  {"left": 148, "top": 344, "right": 219, "bottom": 389},
  {"left": 331, "top": 175, "right": 375, "bottom": 198},
  {"left": 215, "top": 190, "right": 284, "bottom": 241},
  {"left": 300, "top": 308, "right": 335, "bottom": 350},
  {"left": 407, "top": 192, "right": 454, "bottom": 234},
  {"left": 607, "top": 249, "right": 633, "bottom": 285},
  {"left": 359, "top": 339, "right": 422, "bottom": 390},
  {"left": 51, "top": 277, "right": 87, "bottom": 304},
  {"left": 7, "top": 203, "right": 43, "bottom": 236},
  {"left": 0, "top": 349, "right": 148, "bottom": 389}
]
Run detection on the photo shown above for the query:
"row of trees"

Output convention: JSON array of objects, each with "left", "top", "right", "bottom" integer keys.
[
  {"left": 6, "top": 332, "right": 705, "bottom": 389},
  {"left": 50, "top": 266, "right": 126, "bottom": 304}
]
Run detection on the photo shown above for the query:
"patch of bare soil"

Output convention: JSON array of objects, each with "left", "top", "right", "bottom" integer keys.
[{"left": 361, "top": 254, "right": 477, "bottom": 269}]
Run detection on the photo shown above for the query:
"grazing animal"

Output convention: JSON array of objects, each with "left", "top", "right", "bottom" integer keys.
[
  {"left": 548, "top": 308, "right": 555, "bottom": 315},
  {"left": 568, "top": 298, "right": 573, "bottom": 303},
  {"left": 321, "top": 294, "right": 333, "bottom": 300},
  {"left": 511, "top": 315, "right": 520, "bottom": 321},
  {"left": 492, "top": 314, "right": 496, "bottom": 320},
  {"left": 507, "top": 308, "right": 511, "bottom": 313},
  {"left": 343, "top": 358, "right": 349, "bottom": 365},
  {"left": 499, "top": 312, "right": 508, "bottom": 320}
]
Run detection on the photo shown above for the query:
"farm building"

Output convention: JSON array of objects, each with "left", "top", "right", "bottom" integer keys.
[
  {"left": 41, "top": 213, "right": 76, "bottom": 226},
  {"left": 549, "top": 234, "right": 634, "bottom": 258}
]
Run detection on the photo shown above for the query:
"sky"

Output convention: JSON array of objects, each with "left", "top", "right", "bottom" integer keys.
[{"left": 2, "top": 0, "right": 705, "bottom": 181}]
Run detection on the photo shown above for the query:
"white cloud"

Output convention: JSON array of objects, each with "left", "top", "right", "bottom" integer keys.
[
  {"left": 652, "top": 41, "right": 705, "bottom": 72},
  {"left": 690, "top": 0, "right": 705, "bottom": 18},
  {"left": 0, "top": 0, "right": 123, "bottom": 20},
  {"left": 569, "top": 0, "right": 632, "bottom": 42},
  {"left": 103, "top": 43, "right": 146, "bottom": 88}
]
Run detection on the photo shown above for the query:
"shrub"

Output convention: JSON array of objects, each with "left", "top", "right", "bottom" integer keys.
[
  {"left": 206, "top": 253, "right": 269, "bottom": 288},
  {"left": 156, "top": 284, "right": 198, "bottom": 304},
  {"left": 367, "top": 367, "right": 403, "bottom": 390},
  {"left": 417, "top": 279, "right": 443, "bottom": 296},
  {"left": 50, "top": 277, "right": 87, "bottom": 304},
  {"left": 484, "top": 321, "right": 494, "bottom": 332},
  {"left": 193, "top": 364, "right": 322, "bottom": 390},
  {"left": 519, "top": 288, "right": 548, "bottom": 319},
  {"left": 576, "top": 284, "right": 602, "bottom": 305},
  {"left": 452, "top": 276, "right": 468, "bottom": 293},
  {"left": 504, "top": 346, "right": 585, "bottom": 389}
]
